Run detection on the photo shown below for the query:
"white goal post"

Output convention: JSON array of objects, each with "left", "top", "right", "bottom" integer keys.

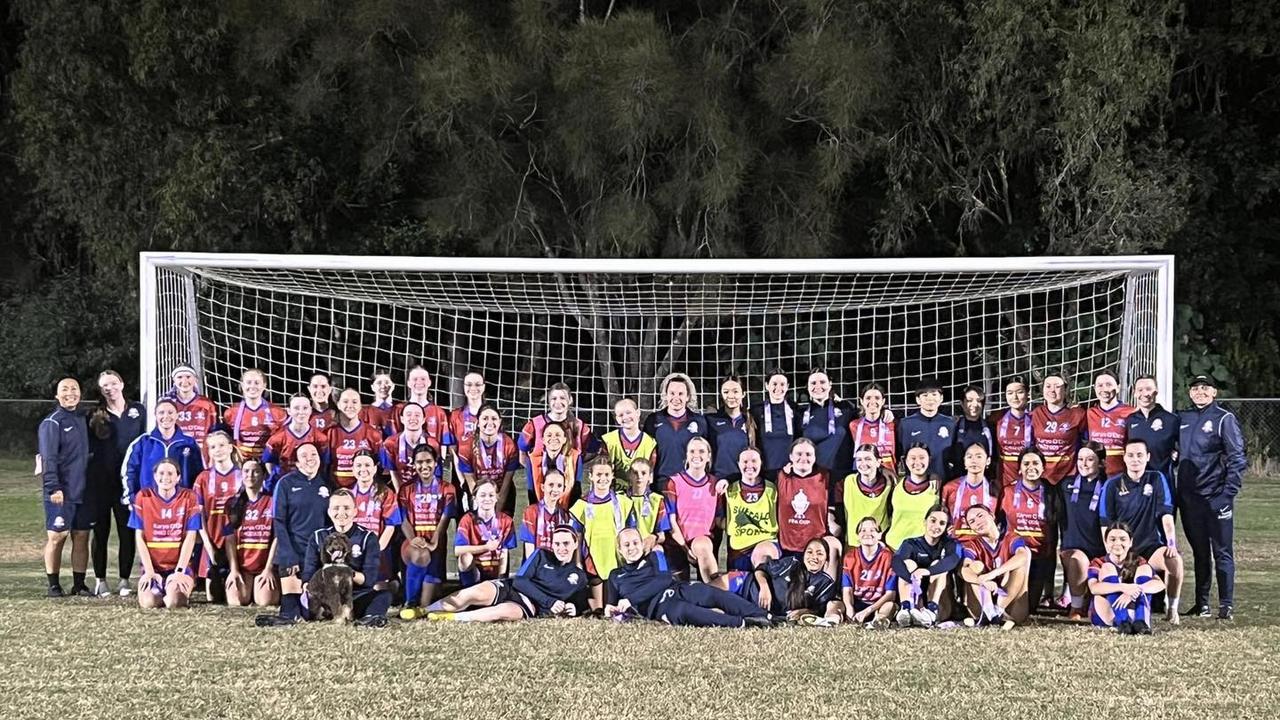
[{"left": 139, "top": 253, "right": 1174, "bottom": 429}]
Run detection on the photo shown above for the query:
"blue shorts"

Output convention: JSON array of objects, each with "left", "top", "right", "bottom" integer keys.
[
  {"left": 44, "top": 500, "right": 89, "bottom": 532},
  {"left": 142, "top": 570, "right": 178, "bottom": 596}
]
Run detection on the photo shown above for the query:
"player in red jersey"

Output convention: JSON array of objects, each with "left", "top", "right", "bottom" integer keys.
[
  {"left": 328, "top": 388, "right": 385, "bottom": 489},
  {"left": 350, "top": 450, "right": 402, "bottom": 587},
  {"left": 959, "top": 504, "right": 1031, "bottom": 629},
  {"left": 381, "top": 402, "right": 436, "bottom": 491},
  {"left": 262, "top": 394, "right": 331, "bottom": 490},
  {"left": 397, "top": 444, "right": 457, "bottom": 609},
  {"left": 194, "top": 431, "right": 243, "bottom": 602},
  {"left": 1086, "top": 370, "right": 1136, "bottom": 477},
  {"left": 849, "top": 382, "right": 896, "bottom": 474},
  {"left": 1030, "top": 372, "right": 1086, "bottom": 486},
  {"left": 307, "top": 371, "right": 336, "bottom": 433},
  {"left": 1087, "top": 522, "right": 1165, "bottom": 634},
  {"left": 457, "top": 404, "right": 520, "bottom": 516},
  {"left": 1000, "top": 448, "right": 1062, "bottom": 611},
  {"left": 519, "top": 382, "right": 595, "bottom": 467},
  {"left": 775, "top": 438, "right": 841, "bottom": 580},
  {"left": 222, "top": 460, "right": 278, "bottom": 607},
  {"left": 454, "top": 481, "right": 517, "bottom": 587},
  {"left": 941, "top": 442, "right": 1001, "bottom": 539},
  {"left": 527, "top": 421, "right": 584, "bottom": 507},
  {"left": 449, "top": 370, "right": 488, "bottom": 478},
  {"left": 841, "top": 517, "right": 898, "bottom": 627},
  {"left": 520, "top": 469, "right": 573, "bottom": 558},
  {"left": 129, "top": 458, "right": 201, "bottom": 609},
  {"left": 359, "top": 369, "right": 397, "bottom": 437},
  {"left": 989, "top": 376, "right": 1033, "bottom": 488},
  {"left": 395, "top": 366, "right": 455, "bottom": 471},
  {"left": 223, "top": 368, "right": 287, "bottom": 463},
  {"left": 168, "top": 364, "right": 218, "bottom": 465}
]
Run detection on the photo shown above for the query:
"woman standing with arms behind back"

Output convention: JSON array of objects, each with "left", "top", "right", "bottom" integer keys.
[{"left": 86, "top": 370, "right": 146, "bottom": 597}]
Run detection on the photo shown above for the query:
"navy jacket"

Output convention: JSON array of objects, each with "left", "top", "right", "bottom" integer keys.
[
  {"left": 606, "top": 550, "right": 677, "bottom": 618},
  {"left": 891, "top": 535, "right": 962, "bottom": 579},
  {"left": 952, "top": 415, "right": 995, "bottom": 480},
  {"left": 38, "top": 406, "right": 89, "bottom": 503},
  {"left": 800, "top": 399, "right": 856, "bottom": 476},
  {"left": 1177, "top": 402, "right": 1246, "bottom": 507},
  {"left": 897, "top": 411, "right": 958, "bottom": 480},
  {"left": 1098, "top": 470, "right": 1174, "bottom": 551},
  {"left": 122, "top": 428, "right": 202, "bottom": 502},
  {"left": 750, "top": 400, "right": 800, "bottom": 472},
  {"left": 642, "top": 410, "right": 710, "bottom": 479},
  {"left": 87, "top": 402, "right": 147, "bottom": 498},
  {"left": 512, "top": 549, "right": 589, "bottom": 614},
  {"left": 302, "top": 524, "right": 380, "bottom": 593},
  {"left": 742, "top": 556, "right": 838, "bottom": 614},
  {"left": 707, "top": 411, "right": 750, "bottom": 479},
  {"left": 1126, "top": 405, "right": 1179, "bottom": 479},
  {"left": 272, "top": 470, "right": 333, "bottom": 570}
]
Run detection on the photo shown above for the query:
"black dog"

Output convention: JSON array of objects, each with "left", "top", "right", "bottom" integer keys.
[{"left": 308, "top": 533, "right": 354, "bottom": 622}]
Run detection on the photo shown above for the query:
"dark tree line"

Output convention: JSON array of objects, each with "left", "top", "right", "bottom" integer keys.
[{"left": 0, "top": 0, "right": 1276, "bottom": 398}]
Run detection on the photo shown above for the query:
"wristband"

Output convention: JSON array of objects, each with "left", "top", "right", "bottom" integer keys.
[
  {"left": 176, "top": 566, "right": 189, "bottom": 576},
  {"left": 1166, "top": 537, "right": 1177, "bottom": 551}
]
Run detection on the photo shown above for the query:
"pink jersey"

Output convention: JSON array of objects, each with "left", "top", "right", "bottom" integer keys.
[
  {"left": 664, "top": 471, "right": 719, "bottom": 541},
  {"left": 849, "top": 417, "right": 896, "bottom": 473}
]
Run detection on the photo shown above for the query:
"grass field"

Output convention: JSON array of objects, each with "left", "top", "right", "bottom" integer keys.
[{"left": 2, "top": 459, "right": 1279, "bottom": 719}]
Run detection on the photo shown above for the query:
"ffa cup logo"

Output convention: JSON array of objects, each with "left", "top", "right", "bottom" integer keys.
[
  {"left": 351, "top": 543, "right": 362, "bottom": 558},
  {"left": 318, "top": 486, "right": 330, "bottom": 498},
  {"left": 938, "top": 427, "right": 949, "bottom": 439},
  {"left": 1202, "top": 421, "right": 1214, "bottom": 434},
  {"left": 791, "top": 489, "right": 811, "bottom": 520},
  {"left": 1151, "top": 419, "right": 1163, "bottom": 432}
]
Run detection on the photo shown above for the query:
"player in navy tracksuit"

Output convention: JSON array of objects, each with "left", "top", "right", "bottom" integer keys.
[
  {"left": 301, "top": 489, "right": 387, "bottom": 625},
  {"left": 891, "top": 506, "right": 962, "bottom": 627},
  {"left": 952, "top": 385, "right": 995, "bottom": 481},
  {"left": 38, "top": 378, "right": 91, "bottom": 597},
  {"left": 1177, "top": 375, "right": 1246, "bottom": 620},
  {"left": 897, "top": 378, "right": 958, "bottom": 481},
  {"left": 1126, "top": 375, "right": 1179, "bottom": 480},
  {"left": 1098, "top": 439, "right": 1184, "bottom": 624},
  {"left": 258, "top": 442, "right": 331, "bottom": 624},
  {"left": 605, "top": 529, "right": 777, "bottom": 628},
  {"left": 751, "top": 370, "right": 800, "bottom": 481},
  {"left": 425, "top": 525, "right": 588, "bottom": 621},
  {"left": 642, "top": 374, "right": 711, "bottom": 488},
  {"left": 798, "top": 370, "right": 856, "bottom": 478}
]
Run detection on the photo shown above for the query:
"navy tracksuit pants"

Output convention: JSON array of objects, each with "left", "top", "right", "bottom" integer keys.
[
  {"left": 652, "top": 583, "right": 769, "bottom": 628},
  {"left": 1178, "top": 489, "right": 1235, "bottom": 608}
]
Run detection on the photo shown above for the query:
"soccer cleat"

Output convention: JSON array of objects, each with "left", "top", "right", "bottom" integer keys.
[
  {"left": 93, "top": 579, "right": 111, "bottom": 597},
  {"left": 47, "top": 585, "right": 65, "bottom": 598},
  {"left": 1218, "top": 606, "right": 1234, "bottom": 621},
  {"left": 1115, "top": 621, "right": 1133, "bottom": 635},
  {"left": 742, "top": 616, "right": 775, "bottom": 629},
  {"left": 426, "top": 612, "right": 456, "bottom": 622},
  {"left": 73, "top": 586, "right": 95, "bottom": 598},
  {"left": 1134, "top": 622, "right": 1153, "bottom": 635},
  {"left": 868, "top": 617, "right": 891, "bottom": 630},
  {"left": 117, "top": 579, "right": 132, "bottom": 597},
  {"left": 1182, "top": 604, "right": 1211, "bottom": 618},
  {"left": 254, "top": 614, "right": 298, "bottom": 627},
  {"left": 909, "top": 607, "right": 936, "bottom": 628},
  {"left": 399, "top": 607, "right": 420, "bottom": 621},
  {"left": 999, "top": 619, "right": 1016, "bottom": 631},
  {"left": 354, "top": 615, "right": 388, "bottom": 628},
  {"left": 895, "top": 608, "right": 913, "bottom": 628}
]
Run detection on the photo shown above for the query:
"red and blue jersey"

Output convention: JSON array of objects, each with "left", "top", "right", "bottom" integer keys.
[
  {"left": 262, "top": 425, "right": 331, "bottom": 488},
  {"left": 224, "top": 493, "right": 274, "bottom": 575},
  {"left": 449, "top": 405, "right": 482, "bottom": 455},
  {"left": 128, "top": 487, "right": 202, "bottom": 573},
  {"left": 1000, "top": 479, "right": 1052, "bottom": 556},
  {"left": 1031, "top": 405, "right": 1085, "bottom": 485},
  {"left": 171, "top": 393, "right": 219, "bottom": 464},
  {"left": 989, "top": 408, "right": 1033, "bottom": 488},
  {"left": 849, "top": 416, "right": 897, "bottom": 474},
  {"left": 397, "top": 477, "right": 456, "bottom": 540},
  {"left": 1086, "top": 403, "right": 1136, "bottom": 477},
  {"left": 223, "top": 401, "right": 287, "bottom": 462},
  {"left": 351, "top": 485, "right": 402, "bottom": 536},
  {"left": 359, "top": 401, "right": 395, "bottom": 438},
  {"left": 519, "top": 413, "right": 595, "bottom": 456},
  {"left": 327, "top": 421, "right": 384, "bottom": 488},
  {"left": 393, "top": 401, "right": 454, "bottom": 453},
  {"left": 942, "top": 477, "right": 1000, "bottom": 539},
  {"left": 308, "top": 406, "right": 336, "bottom": 434},
  {"left": 455, "top": 511, "right": 517, "bottom": 580},
  {"left": 960, "top": 532, "right": 1028, "bottom": 570},
  {"left": 519, "top": 501, "right": 574, "bottom": 551},
  {"left": 381, "top": 431, "right": 432, "bottom": 489},
  {"left": 195, "top": 466, "right": 242, "bottom": 549},
  {"left": 1088, "top": 554, "right": 1149, "bottom": 582},
  {"left": 457, "top": 432, "right": 521, "bottom": 484},
  {"left": 841, "top": 543, "right": 897, "bottom": 604}
]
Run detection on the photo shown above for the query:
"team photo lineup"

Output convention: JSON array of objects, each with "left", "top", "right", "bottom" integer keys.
[{"left": 36, "top": 361, "right": 1244, "bottom": 634}]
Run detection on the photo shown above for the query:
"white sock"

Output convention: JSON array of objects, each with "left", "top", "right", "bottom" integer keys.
[{"left": 1070, "top": 595, "right": 1086, "bottom": 610}]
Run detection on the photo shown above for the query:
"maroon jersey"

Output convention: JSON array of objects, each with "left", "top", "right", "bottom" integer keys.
[
  {"left": 521, "top": 501, "right": 574, "bottom": 551},
  {"left": 223, "top": 401, "right": 287, "bottom": 462},
  {"left": 458, "top": 432, "right": 521, "bottom": 485},
  {"left": 960, "top": 532, "right": 1028, "bottom": 570},
  {"left": 397, "top": 477, "right": 457, "bottom": 540},
  {"left": 351, "top": 485, "right": 401, "bottom": 536},
  {"left": 942, "top": 477, "right": 1000, "bottom": 539},
  {"left": 172, "top": 394, "right": 219, "bottom": 464},
  {"left": 327, "top": 421, "right": 384, "bottom": 488},
  {"left": 1086, "top": 404, "right": 1136, "bottom": 477},
  {"left": 381, "top": 431, "right": 431, "bottom": 490},
  {"left": 1030, "top": 405, "right": 1086, "bottom": 485},
  {"left": 989, "top": 408, "right": 1033, "bottom": 488},
  {"left": 1000, "top": 480, "right": 1051, "bottom": 556},
  {"left": 776, "top": 468, "right": 831, "bottom": 552},
  {"left": 263, "top": 425, "right": 330, "bottom": 479},
  {"left": 228, "top": 493, "right": 274, "bottom": 575},
  {"left": 393, "top": 401, "right": 454, "bottom": 452},
  {"left": 195, "top": 465, "right": 242, "bottom": 550},
  {"left": 449, "top": 405, "right": 482, "bottom": 455},
  {"left": 454, "top": 512, "right": 517, "bottom": 580},
  {"left": 129, "top": 487, "right": 202, "bottom": 573},
  {"left": 841, "top": 543, "right": 897, "bottom": 604},
  {"left": 360, "top": 401, "right": 397, "bottom": 436},
  {"left": 308, "top": 406, "right": 336, "bottom": 435},
  {"left": 849, "top": 417, "right": 896, "bottom": 473}
]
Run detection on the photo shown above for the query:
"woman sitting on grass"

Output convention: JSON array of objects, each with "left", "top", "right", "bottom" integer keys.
[{"left": 1087, "top": 522, "right": 1165, "bottom": 635}]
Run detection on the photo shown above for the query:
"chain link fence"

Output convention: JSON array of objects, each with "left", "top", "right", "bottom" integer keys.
[{"left": 0, "top": 400, "right": 56, "bottom": 457}]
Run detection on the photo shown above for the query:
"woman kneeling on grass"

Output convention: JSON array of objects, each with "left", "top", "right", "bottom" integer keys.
[
  {"left": 424, "top": 525, "right": 588, "bottom": 622},
  {"left": 222, "top": 460, "right": 278, "bottom": 607},
  {"left": 891, "top": 505, "right": 961, "bottom": 628},
  {"left": 959, "top": 504, "right": 1031, "bottom": 630},
  {"left": 130, "top": 459, "right": 201, "bottom": 609},
  {"left": 1087, "top": 522, "right": 1165, "bottom": 635}
]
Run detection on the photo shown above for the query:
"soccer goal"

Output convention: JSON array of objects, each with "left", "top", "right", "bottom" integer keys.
[{"left": 139, "top": 254, "right": 1174, "bottom": 427}]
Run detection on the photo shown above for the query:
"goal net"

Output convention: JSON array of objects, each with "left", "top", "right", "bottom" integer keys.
[{"left": 140, "top": 255, "right": 1174, "bottom": 429}]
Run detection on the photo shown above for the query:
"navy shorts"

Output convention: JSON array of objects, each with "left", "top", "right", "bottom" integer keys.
[
  {"left": 490, "top": 579, "right": 535, "bottom": 618},
  {"left": 44, "top": 500, "right": 90, "bottom": 532}
]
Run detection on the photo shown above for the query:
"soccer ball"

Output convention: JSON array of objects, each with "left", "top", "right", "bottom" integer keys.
[{"left": 400, "top": 537, "right": 431, "bottom": 568}]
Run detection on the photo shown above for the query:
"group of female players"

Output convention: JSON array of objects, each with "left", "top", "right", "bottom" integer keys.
[{"left": 107, "top": 363, "right": 1176, "bottom": 633}]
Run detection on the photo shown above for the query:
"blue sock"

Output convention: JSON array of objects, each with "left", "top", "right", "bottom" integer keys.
[
  {"left": 281, "top": 593, "right": 302, "bottom": 620},
  {"left": 1113, "top": 603, "right": 1130, "bottom": 624},
  {"left": 901, "top": 600, "right": 913, "bottom": 611},
  {"left": 925, "top": 601, "right": 939, "bottom": 613},
  {"left": 1134, "top": 594, "right": 1150, "bottom": 626}
]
